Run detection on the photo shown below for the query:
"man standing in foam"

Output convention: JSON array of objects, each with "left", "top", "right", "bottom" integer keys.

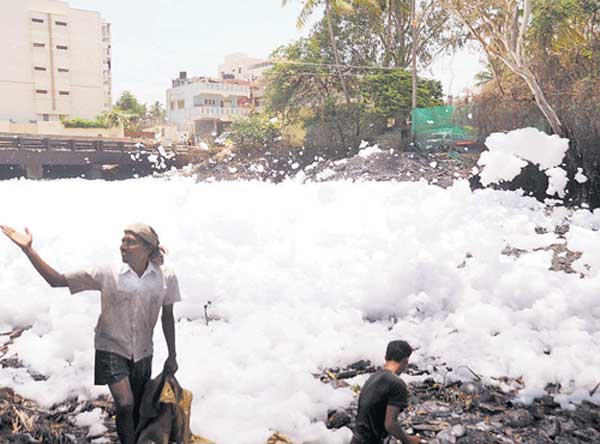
[
  {"left": 0, "top": 223, "right": 181, "bottom": 444},
  {"left": 351, "top": 340, "right": 422, "bottom": 444}
]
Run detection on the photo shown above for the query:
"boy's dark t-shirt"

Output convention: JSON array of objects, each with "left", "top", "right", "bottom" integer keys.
[{"left": 353, "top": 369, "right": 409, "bottom": 444}]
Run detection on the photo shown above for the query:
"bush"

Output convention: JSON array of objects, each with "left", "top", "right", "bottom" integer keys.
[
  {"left": 61, "top": 117, "right": 109, "bottom": 129},
  {"left": 229, "top": 114, "right": 281, "bottom": 149},
  {"left": 304, "top": 104, "right": 386, "bottom": 158}
]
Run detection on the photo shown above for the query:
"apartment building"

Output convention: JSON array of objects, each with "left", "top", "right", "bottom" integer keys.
[
  {"left": 218, "top": 53, "right": 273, "bottom": 111},
  {"left": 218, "top": 53, "right": 272, "bottom": 82},
  {"left": 0, "top": 0, "right": 112, "bottom": 124},
  {"left": 167, "top": 72, "right": 252, "bottom": 137}
]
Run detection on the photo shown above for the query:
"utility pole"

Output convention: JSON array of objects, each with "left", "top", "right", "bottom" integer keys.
[{"left": 411, "top": 0, "right": 418, "bottom": 110}]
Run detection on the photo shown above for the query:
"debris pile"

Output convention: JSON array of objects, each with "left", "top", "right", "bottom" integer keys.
[
  {"left": 319, "top": 361, "right": 600, "bottom": 444},
  {"left": 303, "top": 147, "right": 480, "bottom": 186},
  {"left": 0, "top": 385, "right": 116, "bottom": 444},
  {"left": 185, "top": 143, "right": 481, "bottom": 186}
]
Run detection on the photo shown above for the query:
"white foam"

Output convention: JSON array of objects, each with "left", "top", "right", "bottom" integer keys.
[{"left": 1, "top": 177, "right": 599, "bottom": 443}]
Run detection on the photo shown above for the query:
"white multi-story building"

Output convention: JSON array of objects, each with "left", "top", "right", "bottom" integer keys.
[
  {"left": 218, "top": 53, "right": 273, "bottom": 111},
  {"left": 218, "top": 53, "right": 272, "bottom": 82},
  {"left": 167, "top": 73, "right": 252, "bottom": 137},
  {"left": 0, "top": 0, "right": 112, "bottom": 124}
]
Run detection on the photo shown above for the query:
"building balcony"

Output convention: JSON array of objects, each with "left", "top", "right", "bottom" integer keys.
[
  {"left": 171, "top": 81, "right": 250, "bottom": 96},
  {"left": 190, "top": 106, "right": 250, "bottom": 120},
  {"left": 209, "top": 83, "right": 248, "bottom": 94}
]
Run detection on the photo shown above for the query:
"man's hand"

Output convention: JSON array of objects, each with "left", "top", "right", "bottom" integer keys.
[
  {"left": 408, "top": 436, "right": 425, "bottom": 444},
  {"left": 164, "top": 354, "right": 178, "bottom": 375},
  {"left": 0, "top": 225, "right": 33, "bottom": 250}
]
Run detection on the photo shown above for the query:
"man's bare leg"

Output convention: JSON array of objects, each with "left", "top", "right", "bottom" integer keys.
[{"left": 109, "top": 378, "right": 136, "bottom": 444}]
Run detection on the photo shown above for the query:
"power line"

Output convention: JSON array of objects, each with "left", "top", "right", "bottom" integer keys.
[{"left": 271, "top": 59, "right": 409, "bottom": 71}]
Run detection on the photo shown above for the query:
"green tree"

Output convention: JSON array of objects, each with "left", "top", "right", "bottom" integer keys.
[
  {"left": 61, "top": 117, "right": 109, "bottom": 129},
  {"left": 229, "top": 114, "right": 281, "bottom": 149},
  {"left": 282, "top": 0, "right": 360, "bottom": 104},
  {"left": 266, "top": 37, "right": 361, "bottom": 147},
  {"left": 361, "top": 69, "right": 443, "bottom": 124},
  {"left": 440, "top": 0, "right": 566, "bottom": 136},
  {"left": 98, "top": 109, "right": 134, "bottom": 129},
  {"left": 115, "top": 91, "right": 147, "bottom": 118}
]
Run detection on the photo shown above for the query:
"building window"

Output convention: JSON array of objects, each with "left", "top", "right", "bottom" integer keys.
[
  {"left": 36, "top": 89, "right": 48, "bottom": 94},
  {"left": 56, "top": 45, "right": 68, "bottom": 50},
  {"left": 170, "top": 101, "right": 176, "bottom": 110},
  {"left": 31, "top": 18, "right": 44, "bottom": 24},
  {"left": 55, "top": 21, "right": 67, "bottom": 26},
  {"left": 43, "top": 114, "right": 49, "bottom": 121},
  {"left": 177, "top": 99, "right": 185, "bottom": 109},
  {"left": 34, "top": 66, "right": 47, "bottom": 71},
  {"left": 33, "top": 43, "right": 45, "bottom": 48},
  {"left": 58, "top": 68, "right": 69, "bottom": 73},
  {"left": 59, "top": 91, "right": 70, "bottom": 96}
]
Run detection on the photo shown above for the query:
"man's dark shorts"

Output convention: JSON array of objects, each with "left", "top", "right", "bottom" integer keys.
[{"left": 94, "top": 350, "right": 152, "bottom": 386}]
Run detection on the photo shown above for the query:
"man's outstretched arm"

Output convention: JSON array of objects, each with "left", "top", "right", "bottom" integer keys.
[
  {"left": 385, "top": 405, "right": 423, "bottom": 444},
  {"left": 1, "top": 225, "right": 68, "bottom": 288}
]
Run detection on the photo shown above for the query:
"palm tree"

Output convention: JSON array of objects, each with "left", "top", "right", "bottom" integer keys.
[
  {"left": 149, "top": 101, "right": 166, "bottom": 124},
  {"left": 282, "top": 0, "right": 355, "bottom": 104}
]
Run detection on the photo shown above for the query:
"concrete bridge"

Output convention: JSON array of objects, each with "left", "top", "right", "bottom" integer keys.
[{"left": 0, "top": 133, "right": 202, "bottom": 179}]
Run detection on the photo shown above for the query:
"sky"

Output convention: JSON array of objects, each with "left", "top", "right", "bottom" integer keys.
[{"left": 69, "top": 0, "right": 485, "bottom": 106}]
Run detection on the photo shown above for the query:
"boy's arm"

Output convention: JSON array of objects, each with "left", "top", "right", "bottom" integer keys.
[
  {"left": 385, "top": 405, "right": 423, "bottom": 444},
  {"left": 1, "top": 225, "right": 68, "bottom": 288}
]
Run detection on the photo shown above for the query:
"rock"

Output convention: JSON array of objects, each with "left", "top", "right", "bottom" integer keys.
[
  {"left": 558, "top": 418, "right": 577, "bottom": 433},
  {"left": 413, "top": 422, "right": 447, "bottom": 433},
  {"left": 539, "top": 394, "right": 560, "bottom": 408},
  {"left": 337, "top": 370, "right": 358, "bottom": 379},
  {"left": 539, "top": 417, "right": 560, "bottom": 438},
  {"left": 326, "top": 410, "right": 351, "bottom": 429},
  {"left": 436, "top": 425, "right": 465, "bottom": 444},
  {"left": 554, "top": 224, "right": 570, "bottom": 236},
  {"left": 436, "top": 427, "right": 457, "bottom": 444},
  {"left": 554, "top": 438, "right": 577, "bottom": 444},
  {"left": 450, "top": 425, "right": 466, "bottom": 438},
  {"left": 63, "top": 434, "right": 78, "bottom": 444},
  {"left": 417, "top": 401, "right": 453, "bottom": 418},
  {"left": 502, "top": 408, "right": 534, "bottom": 428},
  {"left": 478, "top": 402, "right": 506, "bottom": 414},
  {"left": 571, "top": 428, "right": 600, "bottom": 442},
  {"left": 459, "top": 382, "right": 482, "bottom": 396},
  {"left": 527, "top": 404, "right": 545, "bottom": 420},
  {"left": 348, "top": 360, "right": 370, "bottom": 371},
  {"left": 457, "top": 430, "right": 496, "bottom": 444},
  {"left": 8, "top": 433, "right": 40, "bottom": 444}
]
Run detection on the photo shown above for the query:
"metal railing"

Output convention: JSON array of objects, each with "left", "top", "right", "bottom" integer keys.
[
  {"left": 188, "top": 82, "right": 249, "bottom": 94},
  {"left": 190, "top": 107, "right": 249, "bottom": 118},
  {"left": 0, "top": 135, "right": 139, "bottom": 152}
]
